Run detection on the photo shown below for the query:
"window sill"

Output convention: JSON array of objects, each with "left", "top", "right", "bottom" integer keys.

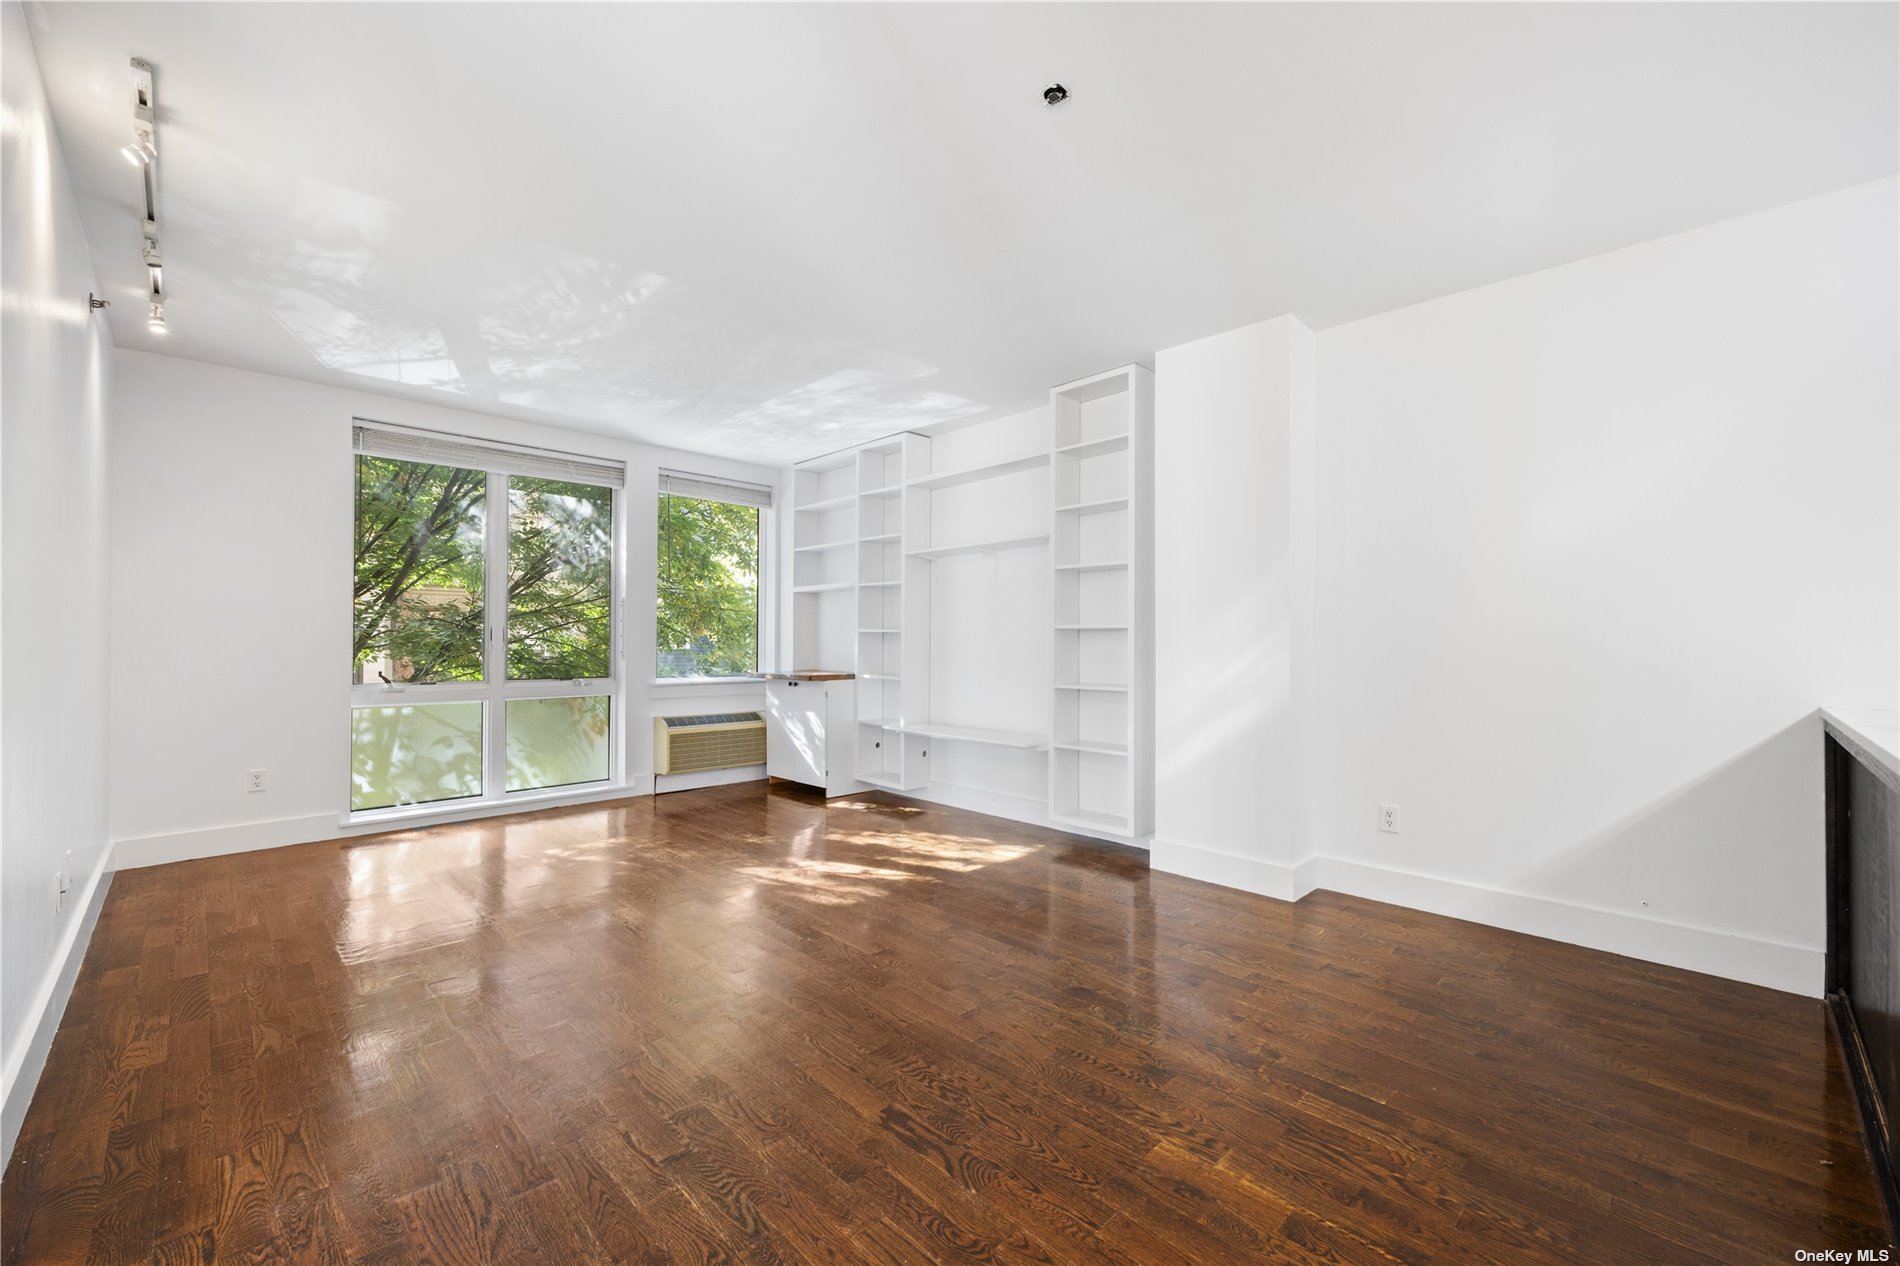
[{"left": 648, "top": 676, "right": 767, "bottom": 688}]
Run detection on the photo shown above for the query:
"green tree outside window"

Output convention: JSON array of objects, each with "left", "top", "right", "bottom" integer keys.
[
  {"left": 353, "top": 458, "right": 616, "bottom": 683},
  {"left": 353, "top": 456, "right": 487, "bottom": 684},
  {"left": 656, "top": 493, "right": 759, "bottom": 677}
]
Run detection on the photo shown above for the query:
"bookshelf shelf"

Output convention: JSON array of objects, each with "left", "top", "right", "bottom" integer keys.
[
  {"left": 908, "top": 534, "right": 1048, "bottom": 560},
  {"left": 895, "top": 722, "right": 1047, "bottom": 750},
  {"left": 906, "top": 452, "right": 1048, "bottom": 491},
  {"left": 1054, "top": 497, "right": 1130, "bottom": 516},
  {"left": 1055, "top": 434, "right": 1130, "bottom": 460},
  {"left": 1052, "top": 807, "right": 1131, "bottom": 833}
]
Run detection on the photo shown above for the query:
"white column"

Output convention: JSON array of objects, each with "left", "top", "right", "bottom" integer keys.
[{"left": 1151, "top": 315, "right": 1317, "bottom": 898}]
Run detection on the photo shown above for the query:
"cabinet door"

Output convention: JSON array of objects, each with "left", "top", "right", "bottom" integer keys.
[{"left": 766, "top": 681, "right": 827, "bottom": 787}]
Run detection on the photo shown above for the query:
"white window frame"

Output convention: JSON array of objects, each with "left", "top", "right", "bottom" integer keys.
[
  {"left": 348, "top": 424, "right": 626, "bottom": 822},
  {"left": 654, "top": 470, "right": 775, "bottom": 684}
]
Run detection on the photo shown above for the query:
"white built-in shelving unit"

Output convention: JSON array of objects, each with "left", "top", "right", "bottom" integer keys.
[
  {"left": 786, "top": 362, "right": 1152, "bottom": 842},
  {"left": 899, "top": 425, "right": 1052, "bottom": 771},
  {"left": 1049, "top": 365, "right": 1154, "bottom": 837},
  {"left": 853, "top": 438, "right": 910, "bottom": 789},
  {"left": 790, "top": 453, "right": 859, "bottom": 676}
]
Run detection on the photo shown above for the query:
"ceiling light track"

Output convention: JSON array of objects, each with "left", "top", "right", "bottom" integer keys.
[{"left": 125, "top": 57, "right": 167, "bottom": 334}]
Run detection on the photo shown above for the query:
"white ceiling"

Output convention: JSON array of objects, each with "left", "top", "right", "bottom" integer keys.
[{"left": 25, "top": 2, "right": 1898, "bottom": 463}]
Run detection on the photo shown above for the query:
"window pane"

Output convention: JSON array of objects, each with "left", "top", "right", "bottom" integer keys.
[
  {"left": 351, "top": 702, "right": 484, "bottom": 810},
  {"left": 506, "top": 695, "right": 611, "bottom": 792},
  {"left": 656, "top": 494, "right": 759, "bottom": 677},
  {"left": 507, "top": 477, "right": 613, "bottom": 680},
  {"left": 354, "top": 456, "right": 486, "bottom": 684}
]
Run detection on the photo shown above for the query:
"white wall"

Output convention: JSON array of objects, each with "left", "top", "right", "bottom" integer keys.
[
  {"left": 1310, "top": 178, "right": 1897, "bottom": 995},
  {"left": 1152, "top": 180, "right": 1896, "bottom": 995},
  {"left": 109, "top": 350, "right": 784, "bottom": 866},
  {"left": 1152, "top": 316, "right": 1316, "bottom": 896},
  {"left": 1, "top": 0, "right": 115, "bottom": 1156}
]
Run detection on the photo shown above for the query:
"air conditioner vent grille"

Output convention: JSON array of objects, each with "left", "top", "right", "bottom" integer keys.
[
  {"left": 654, "top": 713, "right": 766, "bottom": 775},
  {"left": 661, "top": 712, "right": 762, "bottom": 729}
]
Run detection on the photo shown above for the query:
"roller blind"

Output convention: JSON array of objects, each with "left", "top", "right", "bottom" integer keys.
[
  {"left": 353, "top": 421, "right": 625, "bottom": 490},
  {"left": 659, "top": 469, "right": 774, "bottom": 509}
]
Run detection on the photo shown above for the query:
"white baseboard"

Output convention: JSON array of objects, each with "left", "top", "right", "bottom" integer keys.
[
  {"left": 2, "top": 843, "right": 114, "bottom": 1165},
  {"left": 114, "top": 812, "right": 342, "bottom": 870},
  {"left": 1149, "top": 840, "right": 1820, "bottom": 996},
  {"left": 1307, "top": 856, "right": 1821, "bottom": 997},
  {"left": 1150, "top": 836, "right": 1305, "bottom": 899},
  {"left": 114, "top": 779, "right": 664, "bottom": 871}
]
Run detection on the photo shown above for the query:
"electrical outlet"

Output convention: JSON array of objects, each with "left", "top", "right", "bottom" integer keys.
[
  {"left": 247, "top": 768, "right": 267, "bottom": 793},
  {"left": 1379, "top": 803, "right": 1401, "bottom": 834}
]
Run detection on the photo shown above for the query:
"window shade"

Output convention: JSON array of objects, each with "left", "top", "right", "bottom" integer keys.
[
  {"left": 659, "top": 469, "right": 774, "bottom": 509},
  {"left": 354, "top": 421, "right": 626, "bottom": 490}
]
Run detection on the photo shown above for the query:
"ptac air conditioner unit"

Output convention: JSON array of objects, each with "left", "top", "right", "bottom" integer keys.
[{"left": 653, "top": 712, "right": 766, "bottom": 776}]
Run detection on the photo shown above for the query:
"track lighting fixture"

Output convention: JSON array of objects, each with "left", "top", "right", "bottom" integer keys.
[{"left": 125, "top": 57, "right": 169, "bottom": 333}]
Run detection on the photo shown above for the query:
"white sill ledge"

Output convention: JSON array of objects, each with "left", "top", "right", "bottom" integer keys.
[
  {"left": 341, "top": 780, "right": 648, "bottom": 833},
  {"left": 648, "top": 676, "right": 767, "bottom": 688}
]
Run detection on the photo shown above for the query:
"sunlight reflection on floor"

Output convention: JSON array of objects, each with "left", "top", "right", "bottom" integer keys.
[
  {"left": 736, "top": 819, "right": 1040, "bottom": 904},
  {"left": 837, "top": 829, "right": 1037, "bottom": 871},
  {"left": 735, "top": 856, "right": 918, "bottom": 906}
]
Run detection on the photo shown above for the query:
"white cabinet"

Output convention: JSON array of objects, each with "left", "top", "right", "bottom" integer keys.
[{"left": 765, "top": 677, "right": 859, "bottom": 797}]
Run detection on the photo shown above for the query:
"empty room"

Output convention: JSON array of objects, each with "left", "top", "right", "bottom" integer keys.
[{"left": 3, "top": 2, "right": 1897, "bottom": 1262}]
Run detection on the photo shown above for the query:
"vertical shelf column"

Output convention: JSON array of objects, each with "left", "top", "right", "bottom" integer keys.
[
  {"left": 895, "top": 433, "right": 934, "bottom": 790},
  {"left": 852, "top": 438, "right": 909, "bottom": 789},
  {"left": 790, "top": 453, "right": 859, "bottom": 673},
  {"left": 1049, "top": 365, "right": 1154, "bottom": 837},
  {"left": 789, "top": 449, "right": 865, "bottom": 793}
]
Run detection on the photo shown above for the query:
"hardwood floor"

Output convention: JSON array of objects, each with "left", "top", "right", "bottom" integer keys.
[{"left": 3, "top": 782, "right": 1891, "bottom": 1264}]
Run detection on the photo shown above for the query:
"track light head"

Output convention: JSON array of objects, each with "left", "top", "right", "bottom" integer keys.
[
  {"left": 121, "top": 131, "right": 155, "bottom": 166},
  {"left": 147, "top": 301, "right": 166, "bottom": 333}
]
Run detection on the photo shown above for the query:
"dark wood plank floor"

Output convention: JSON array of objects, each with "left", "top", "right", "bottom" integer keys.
[{"left": 3, "top": 783, "right": 1891, "bottom": 1264}]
